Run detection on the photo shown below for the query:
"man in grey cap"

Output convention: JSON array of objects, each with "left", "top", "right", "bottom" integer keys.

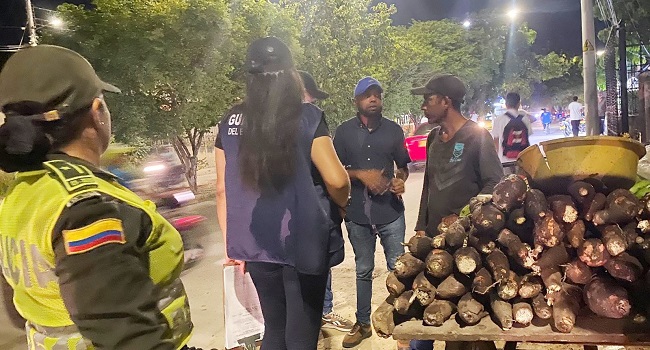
[
  {"left": 299, "top": 70, "right": 355, "bottom": 333},
  {"left": 409, "top": 74, "right": 503, "bottom": 350}
]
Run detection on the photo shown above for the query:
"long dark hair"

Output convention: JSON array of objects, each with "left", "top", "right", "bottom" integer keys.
[{"left": 239, "top": 69, "right": 304, "bottom": 191}]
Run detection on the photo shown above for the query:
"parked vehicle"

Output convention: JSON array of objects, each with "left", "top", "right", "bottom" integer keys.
[
  {"left": 477, "top": 114, "right": 493, "bottom": 131},
  {"left": 405, "top": 123, "right": 435, "bottom": 164}
]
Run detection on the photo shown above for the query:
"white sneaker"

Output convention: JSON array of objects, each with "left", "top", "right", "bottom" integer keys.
[{"left": 321, "top": 312, "right": 354, "bottom": 332}]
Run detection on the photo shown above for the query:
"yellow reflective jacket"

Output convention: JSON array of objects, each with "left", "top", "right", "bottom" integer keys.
[{"left": 0, "top": 158, "right": 191, "bottom": 349}]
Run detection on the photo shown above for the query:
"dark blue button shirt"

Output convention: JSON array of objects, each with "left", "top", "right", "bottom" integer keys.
[{"left": 333, "top": 116, "right": 411, "bottom": 225}]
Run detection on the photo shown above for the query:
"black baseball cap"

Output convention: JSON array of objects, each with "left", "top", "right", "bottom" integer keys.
[
  {"left": 245, "top": 37, "right": 294, "bottom": 74},
  {"left": 411, "top": 74, "right": 467, "bottom": 103},
  {"left": 298, "top": 71, "right": 329, "bottom": 100},
  {"left": 0, "top": 45, "right": 121, "bottom": 116}
]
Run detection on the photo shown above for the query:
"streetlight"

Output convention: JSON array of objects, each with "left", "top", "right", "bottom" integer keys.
[
  {"left": 507, "top": 8, "right": 519, "bottom": 21},
  {"left": 50, "top": 16, "right": 64, "bottom": 29},
  {"left": 596, "top": 49, "right": 606, "bottom": 57},
  {"left": 463, "top": 20, "right": 471, "bottom": 28}
]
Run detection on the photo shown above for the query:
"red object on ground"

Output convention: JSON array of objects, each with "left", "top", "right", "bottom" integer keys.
[{"left": 172, "top": 215, "right": 206, "bottom": 231}]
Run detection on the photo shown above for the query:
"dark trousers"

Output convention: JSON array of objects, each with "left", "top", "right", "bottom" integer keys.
[
  {"left": 247, "top": 262, "right": 328, "bottom": 350},
  {"left": 571, "top": 120, "right": 580, "bottom": 136},
  {"left": 599, "top": 116, "right": 605, "bottom": 134}
]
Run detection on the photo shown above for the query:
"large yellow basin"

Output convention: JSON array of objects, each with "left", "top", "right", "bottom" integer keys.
[{"left": 517, "top": 136, "right": 646, "bottom": 194}]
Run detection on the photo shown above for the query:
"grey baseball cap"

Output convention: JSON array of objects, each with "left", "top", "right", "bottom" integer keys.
[{"left": 0, "top": 45, "right": 120, "bottom": 114}]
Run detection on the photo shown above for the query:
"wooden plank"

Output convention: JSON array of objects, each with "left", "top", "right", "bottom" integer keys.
[{"left": 393, "top": 314, "right": 650, "bottom": 345}]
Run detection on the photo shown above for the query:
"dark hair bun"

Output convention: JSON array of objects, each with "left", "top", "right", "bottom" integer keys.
[{"left": 0, "top": 117, "right": 51, "bottom": 172}]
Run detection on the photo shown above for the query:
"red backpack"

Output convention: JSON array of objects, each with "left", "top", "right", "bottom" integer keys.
[{"left": 501, "top": 112, "right": 529, "bottom": 158}]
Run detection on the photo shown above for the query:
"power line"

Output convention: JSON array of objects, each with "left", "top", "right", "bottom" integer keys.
[
  {"left": 620, "top": 3, "right": 650, "bottom": 57},
  {"left": 33, "top": 6, "right": 53, "bottom": 9},
  {"left": 596, "top": 0, "right": 609, "bottom": 24},
  {"left": 605, "top": 0, "right": 619, "bottom": 24}
]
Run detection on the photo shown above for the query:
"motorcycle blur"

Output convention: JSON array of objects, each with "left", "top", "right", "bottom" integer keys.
[
  {"left": 157, "top": 190, "right": 206, "bottom": 269},
  {"left": 103, "top": 146, "right": 205, "bottom": 269}
]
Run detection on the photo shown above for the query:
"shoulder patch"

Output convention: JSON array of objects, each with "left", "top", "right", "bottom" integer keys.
[
  {"left": 43, "top": 160, "right": 98, "bottom": 194},
  {"left": 63, "top": 218, "right": 126, "bottom": 255},
  {"left": 66, "top": 191, "right": 102, "bottom": 208}
]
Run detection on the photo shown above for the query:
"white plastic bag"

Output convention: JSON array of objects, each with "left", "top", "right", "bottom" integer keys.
[
  {"left": 223, "top": 264, "right": 264, "bottom": 350},
  {"left": 638, "top": 145, "right": 650, "bottom": 179}
]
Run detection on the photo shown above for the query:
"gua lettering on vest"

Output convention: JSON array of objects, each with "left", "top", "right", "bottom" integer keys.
[{"left": 227, "top": 113, "right": 243, "bottom": 136}]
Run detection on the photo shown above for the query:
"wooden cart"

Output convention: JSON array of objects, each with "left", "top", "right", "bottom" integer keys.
[{"left": 392, "top": 313, "right": 650, "bottom": 350}]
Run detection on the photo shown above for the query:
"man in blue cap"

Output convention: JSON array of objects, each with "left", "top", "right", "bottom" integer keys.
[{"left": 333, "top": 77, "right": 411, "bottom": 348}]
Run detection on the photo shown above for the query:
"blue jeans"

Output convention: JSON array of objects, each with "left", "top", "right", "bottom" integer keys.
[
  {"left": 346, "top": 213, "right": 406, "bottom": 325},
  {"left": 323, "top": 270, "right": 333, "bottom": 315}
]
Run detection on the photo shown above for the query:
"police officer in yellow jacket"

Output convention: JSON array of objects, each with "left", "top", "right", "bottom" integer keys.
[{"left": 0, "top": 45, "right": 195, "bottom": 349}]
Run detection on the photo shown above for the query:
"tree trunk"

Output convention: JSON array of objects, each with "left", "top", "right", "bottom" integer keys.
[
  {"left": 171, "top": 128, "right": 206, "bottom": 193},
  {"left": 605, "top": 41, "right": 619, "bottom": 135},
  {"left": 409, "top": 113, "right": 421, "bottom": 130},
  {"left": 187, "top": 155, "right": 198, "bottom": 192}
]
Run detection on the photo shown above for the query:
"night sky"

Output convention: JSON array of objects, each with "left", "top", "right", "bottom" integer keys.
[{"left": 1, "top": 0, "right": 595, "bottom": 63}]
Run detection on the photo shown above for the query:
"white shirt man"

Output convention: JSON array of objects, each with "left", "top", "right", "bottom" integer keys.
[{"left": 568, "top": 98, "right": 583, "bottom": 121}]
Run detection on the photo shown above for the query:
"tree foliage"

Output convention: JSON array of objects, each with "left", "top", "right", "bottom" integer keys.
[
  {"left": 283, "top": 0, "right": 398, "bottom": 125},
  {"left": 595, "top": 0, "right": 650, "bottom": 45},
  {"left": 538, "top": 57, "right": 584, "bottom": 107},
  {"left": 40, "top": 0, "right": 580, "bottom": 187},
  {"left": 44, "top": 0, "right": 298, "bottom": 190}
]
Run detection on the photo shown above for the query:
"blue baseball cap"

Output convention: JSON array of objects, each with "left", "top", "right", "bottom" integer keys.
[{"left": 353, "top": 77, "right": 383, "bottom": 98}]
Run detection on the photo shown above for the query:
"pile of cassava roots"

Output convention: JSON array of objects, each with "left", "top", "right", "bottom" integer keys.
[{"left": 373, "top": 174, "right": 650, "bottom": 337}]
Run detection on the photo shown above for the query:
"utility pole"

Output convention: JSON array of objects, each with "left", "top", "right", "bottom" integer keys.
[
  {"left": 581, "top": 0, "right": 599, "bottom": 135},
  {"left": 619, "top": 21, "right": 629, "bottom": 134},
  {"left": 25, "top": 0, "right": 37, "bottom": 46}
]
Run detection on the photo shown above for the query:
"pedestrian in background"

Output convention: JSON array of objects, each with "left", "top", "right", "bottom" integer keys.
[
  {"left": 215, "top": 37, "right": 350, "bottom": 350},
  {"left": 541, "top": 108, "right": 553, "bottom": 134},
  {"left": 491, "top": 92, "right": 533, "bottom": 165},
  {"left": 410, "top": 74, "right": 503, "bottom": 350},
  {"left": 333, "top": 76, "right": 411, "bottom": 348},
  {"left": 598, "top": 91, "right": 606, "bottom": 135},
  {"left": 298, "top": 70, "right": 355, "bottom": 334},
  {"left": 0, "top": 45, "right": 196, "bottom": 350},
  {"left": 568, "top": 95, "right": 584, "bottom": 137}
]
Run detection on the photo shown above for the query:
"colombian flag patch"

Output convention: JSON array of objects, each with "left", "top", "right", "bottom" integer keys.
[{"left": 63, "top": 218, "right": 126, "bottom": 255}]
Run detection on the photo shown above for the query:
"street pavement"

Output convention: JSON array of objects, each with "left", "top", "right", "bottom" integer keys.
[{"left": 0, "top": 125, "right": 572, "bottom": 350}]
